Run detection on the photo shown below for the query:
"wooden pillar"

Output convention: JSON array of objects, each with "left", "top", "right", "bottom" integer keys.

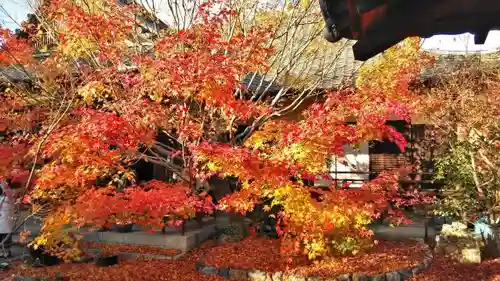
[{"left": 152, "top": 164, "right": 166, "bottom": 181}]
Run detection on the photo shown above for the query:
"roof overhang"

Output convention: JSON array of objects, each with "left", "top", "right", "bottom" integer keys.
[{"left": 320, "top": 0, "right": 500, "bottom": 60}]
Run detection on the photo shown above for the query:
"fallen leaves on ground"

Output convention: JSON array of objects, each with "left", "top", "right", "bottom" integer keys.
[
  {"left": 9, "top": 239, "right": 478, "bottom": 281},
  {"left": 203, "top": 237, "right": 426, "bottom": 277},
  {"left": 0, "top": 241, "right": 238, "bottom": 281},
  {"left": 80, "top": 241, "right": 182, "bottom": 257},
  {"left": 204, "top": 236, "right": 293, "bottom": 272},
  {"left": 410, "top": 254, "right": 500, "bottom": 281}
]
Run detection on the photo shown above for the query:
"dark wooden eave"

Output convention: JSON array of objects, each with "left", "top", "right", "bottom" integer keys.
[{"left": 320, "top": 0, "right": 500, "bottom": 60}]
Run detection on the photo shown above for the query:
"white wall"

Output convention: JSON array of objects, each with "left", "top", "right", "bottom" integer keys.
[{"left": 315, "top": 141, "right": 370, "bottom": 188}]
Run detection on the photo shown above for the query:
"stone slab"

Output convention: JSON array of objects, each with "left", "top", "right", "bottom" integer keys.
[
  {"left": 271, "top": 272, "right": 283, "bottom": 281},
  {"left": 336, "top": 274, "right": 351, "bottom": 281},
  {"left": 353, "top": 274, "right": 372, "bottom": 281},
  {"left": 81, "top": 223, "right": 215, "bottom": 251},
  {"left": 12, "top": 217, "right": 216, "bottom": 252},
  {"left": 370, "top": 225, "right": 437, "bottom": 241},
  {"left": 396, "top": 268, "right": 412, "bottom": 279},
  {"left": 229, "top": 269, "right": 248, "bottom": 280},
  {"left": 202, "top": 265, "right": 218, "bottom": 275},
  {"left": 385, "top": 272, "right": 401, "bottom": 281},
  {"left": 219, "top": 268, "right": 230, "bottom": 278}
]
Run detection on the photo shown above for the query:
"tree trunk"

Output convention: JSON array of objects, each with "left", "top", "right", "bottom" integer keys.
[
  {"left": 483, "top": 224, "right": 500, "bottom": 259},
  {"left": 229, "top": 212, "right": 248, "bottom": 239},
  {"left": 152, "top": 164, "right": 167, "bottom": 181},
  {"left": 207, "top": 176, "right": 233, "bottom": 203},
  {"left": 494, "top": 225, "right": 500, "bottom": 257}
]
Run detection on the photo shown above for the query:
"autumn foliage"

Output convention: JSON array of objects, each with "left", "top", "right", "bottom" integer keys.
[
  {"left": 1, "top": 0, "right": 432, "bottom": 260},
  {"left": 75, "top": 180, "right": 214, "bottom": 229}
]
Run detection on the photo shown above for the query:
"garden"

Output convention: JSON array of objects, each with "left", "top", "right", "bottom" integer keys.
[{"left": 0, "top": 0, "right": 499, "bottom": 280}]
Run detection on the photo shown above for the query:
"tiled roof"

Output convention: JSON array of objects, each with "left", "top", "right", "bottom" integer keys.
[
  {"left": 248, "top": 16, "right": 365, "bottom": 93},
  {"left": 306, "top": 40, "right": 363, "bottom": 89},
  {"left": 0, "top": 66, "right": 33, "bottom": 84},
  {"left": 242, "top": 72, "right": 282, "bottom": 94},
  {"left": 230, "top": 49, "right": 500, "bottom": 92},
  {"left": 244, "top": 43, "right": 363, "bottom": 94},
  {"left": 421, "top": 52, "right": 500, "bottom": 78}
]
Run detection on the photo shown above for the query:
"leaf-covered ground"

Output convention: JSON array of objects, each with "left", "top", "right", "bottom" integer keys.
[
  {"left": 2, "top": 239, "right": 499, "bottom": 281},
  {"left": 0, "top": 242, "right": 227, "bottom": 281},
  {"left": 79, "top": 241, "right": 182, "bottom": 257},
  {"left": 203, "top": 237, "right": 426, "bottom": 277},
  {"left": 410, "top": 254, "right": 500, "bottom": 281}
]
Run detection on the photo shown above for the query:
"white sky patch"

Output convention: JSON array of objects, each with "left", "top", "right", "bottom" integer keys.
[
  {"left": 0, "top": 0, "right": 34, "bottom": 30},
  {"left": 421, "top": 31, "right": 500, "bottom": 54}
]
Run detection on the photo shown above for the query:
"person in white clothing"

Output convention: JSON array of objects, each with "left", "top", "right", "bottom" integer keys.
[{"left": 0, "top": 180, "right": 14, "bottom": 258}]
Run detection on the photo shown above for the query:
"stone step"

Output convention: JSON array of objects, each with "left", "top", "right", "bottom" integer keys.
[
  {"left": 371, "top": 225, "right": 438, "bottom": 241},
  {"left": 13, "top": 220, "right": 216, "bottom": 252},
  {"left": 79, "top": 223, "right": 215, "bottom": 251}
]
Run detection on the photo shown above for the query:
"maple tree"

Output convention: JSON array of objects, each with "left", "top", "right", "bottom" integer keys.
[{"left": 0, "top": 0, "right": 433, "bottom": 260}]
